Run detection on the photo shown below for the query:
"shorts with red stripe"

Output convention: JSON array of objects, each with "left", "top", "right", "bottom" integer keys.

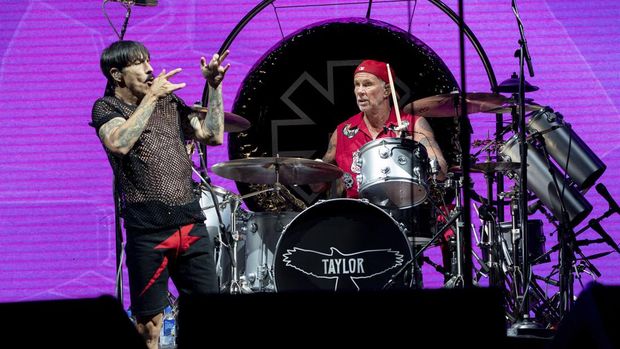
[{"left": 125, "top": 222, "right": 217, "bottom": 317}]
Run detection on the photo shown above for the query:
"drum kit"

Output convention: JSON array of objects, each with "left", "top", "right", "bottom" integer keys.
[{"left": 193, "top": 80, "right": 617, "bottom": 328}]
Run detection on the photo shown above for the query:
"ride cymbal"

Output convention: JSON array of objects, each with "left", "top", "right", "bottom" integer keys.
[{"left": 407, "top": 92, "right": 508, "bottom": 118}]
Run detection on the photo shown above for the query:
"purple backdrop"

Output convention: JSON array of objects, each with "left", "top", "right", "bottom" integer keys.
[{"left": 1, "top": 0, "right": 619, "bottom": 306}]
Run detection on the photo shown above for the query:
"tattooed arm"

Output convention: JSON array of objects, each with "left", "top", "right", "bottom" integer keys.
[
  {"left": 310, "top": 131, "right": 345, "bottom": 195},
  {"left": 322, "top": 130, "right": 338, "bottom": 164},
  {"left": 190, "top": 84, "right": 224, "bottom": 145},
  {"left": 413, "top": 117, "right": 448, "bottom": 180},
  {"left": 99, "top": 68, "right": 185, "bottom": 155},
  {"left": 190, "top": 51, "right": 230, "bottom": 145}
]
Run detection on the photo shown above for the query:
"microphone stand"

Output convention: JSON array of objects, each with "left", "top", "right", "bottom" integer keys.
[
  {"left": 533, "top": 132, "right": 575, "bottom": 317},
  {"left": 110, "top": 0, "right": 133, "bottom": 304},
  {"left": 510, "top": 0, "right": 540, "bottom": 332},
  {"left": 457, "top": 0, "right": 474, "bottom": 288},
  {"left": 119, "top": 2, "right": 132, "bottom": 40}
]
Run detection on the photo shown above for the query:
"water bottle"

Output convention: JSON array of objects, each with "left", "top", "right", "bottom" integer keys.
[
  {"left": 160, "top": 306, "right": 176, "bottom": 349},
  {"left": 126, "top": 309, "right": 137, "bottom": 326}
]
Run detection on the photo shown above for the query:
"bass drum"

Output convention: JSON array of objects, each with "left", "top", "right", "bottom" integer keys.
[{"left": 274, "top": 199, "right": 412, "bottom": 292}]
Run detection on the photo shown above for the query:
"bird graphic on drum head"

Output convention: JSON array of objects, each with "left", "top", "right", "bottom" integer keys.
[{"left": 281, "top": 247, "right": 405, "bottom": 291}]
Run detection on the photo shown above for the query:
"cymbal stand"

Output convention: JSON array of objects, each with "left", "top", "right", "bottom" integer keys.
[
  {"left": 444, "top": 172, "right": 467, "bottom": 288},
  {"left": 383, "top": 188, "right": 462, "bottom": 290},
  {"left": 478, "top": 148, "right": 502, "bottom": 288},
  {"left": 477, "top": 178, "right": 502, "bottom": 288}
]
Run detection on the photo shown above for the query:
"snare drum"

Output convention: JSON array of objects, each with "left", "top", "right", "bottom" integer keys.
[
  {"left": 357, "top": 137, "right": 429, "bottom": 209},
  {"left": 273, "top": 199, "right": 412, "bottom": 292}
]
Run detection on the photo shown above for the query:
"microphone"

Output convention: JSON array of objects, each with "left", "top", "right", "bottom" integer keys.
[
  {"left": 596, "top": 183, "right": 620, "bottom": 213},
  {"left": 110, "top": 0, "right": 158, "bottom": 6},
  {"left": 590, "top": 220, "right": 620, "bottom": 254}
]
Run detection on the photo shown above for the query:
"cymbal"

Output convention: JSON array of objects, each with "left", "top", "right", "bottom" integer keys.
[
  {"left": 449, "top": 161, "right": 523, "bottom": 173},
  {"left": 191, "top": 105, "right": 251, "bottom": 132},
  {"left": 471, "top": 161, "right": 523, "bottom": 173},
  {"left": 492, "top": 72, "right": 539, "bottom": 93},
  {"left": 212, "top": 157, "right": 344, "bottom": 185},
  {"left": 484, "top": 99, "right": 544, "bottom": 114},
  {"left": 409, "top": 92, "right": 508, "bottom": 118}
]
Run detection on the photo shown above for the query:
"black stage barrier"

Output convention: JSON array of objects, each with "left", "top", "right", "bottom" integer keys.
[
  {"left": 178, "top": 288, "right": 506, "bottom": 348},
  {"left": 551, "top": 282, "right": 620, "bottom": 349},
  {"left": 0, "top": 295, "right": 146, "bottom": 349}
]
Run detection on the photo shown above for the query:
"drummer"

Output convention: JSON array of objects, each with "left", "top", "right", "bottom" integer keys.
[{"left": 314, "top": 59, "right": 447, "bottom": 197}]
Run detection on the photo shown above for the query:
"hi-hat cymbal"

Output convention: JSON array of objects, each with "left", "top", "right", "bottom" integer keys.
[
  {"left": 408, "top": 92, "right": 508, "bottom": 118},
  {"left": 191, "top": 105, "right": 251, "bottom": 132},
  {"left": 492, "top": 72, "right": 539, "bottom": 94},
  {"left": 484, "top": 98, "right": 544, "bottom": 114},
  {"left": 471, "top": 161, "right": 523, "bottom": 173},
  {"left": 212, "top": 157, "right": 343, "bottom": 185},
  {"left": 449, "top": 161, "right": 523, "bottom": 174}
]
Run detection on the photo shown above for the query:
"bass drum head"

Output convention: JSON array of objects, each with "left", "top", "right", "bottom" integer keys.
[{"left": 274, "top": 199, "right": 412, "bottom": 292}]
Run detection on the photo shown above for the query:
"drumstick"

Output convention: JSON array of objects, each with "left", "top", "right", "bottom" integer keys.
[{"left": 386, "top": 63, "right": 402, "bottom": 137}]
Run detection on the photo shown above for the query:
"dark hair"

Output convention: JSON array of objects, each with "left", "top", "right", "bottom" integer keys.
[{"left": 100, "top": 40, "right": 150, "bottom": 83}]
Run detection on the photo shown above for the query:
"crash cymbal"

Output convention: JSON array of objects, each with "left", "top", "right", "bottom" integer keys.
[
  {"left": 211, "top": 157, "right": 343, "bottom": 185},
  {"left": 408, "top": 92, "right": 508, "bottom": 118},
  {"left": 492, "top": 72, "right": 539, "bottom": 93},
  {"left": 191, "top": 105, "right": 251, "bottom": 132}
]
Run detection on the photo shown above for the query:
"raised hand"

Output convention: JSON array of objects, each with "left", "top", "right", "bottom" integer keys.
[
  {"left": 149, "top": 68, "right": 186, "bottom": 99},
  {"left": 201, "top": 50, "right": 230, "bottom": 88}
]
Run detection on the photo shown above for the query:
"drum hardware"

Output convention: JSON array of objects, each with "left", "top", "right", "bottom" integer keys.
[
  {"left": 384, "top": 172, "right": 471, "bottom": 290},
  {"left": 581, "top": 250, "right": 613, "bottom": 261},
  {"left": 383, "top": 200, "right": 462, "bottom": 290},
  {"left": 532, "top": 191, "right": 620, "bottom": 267}
]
